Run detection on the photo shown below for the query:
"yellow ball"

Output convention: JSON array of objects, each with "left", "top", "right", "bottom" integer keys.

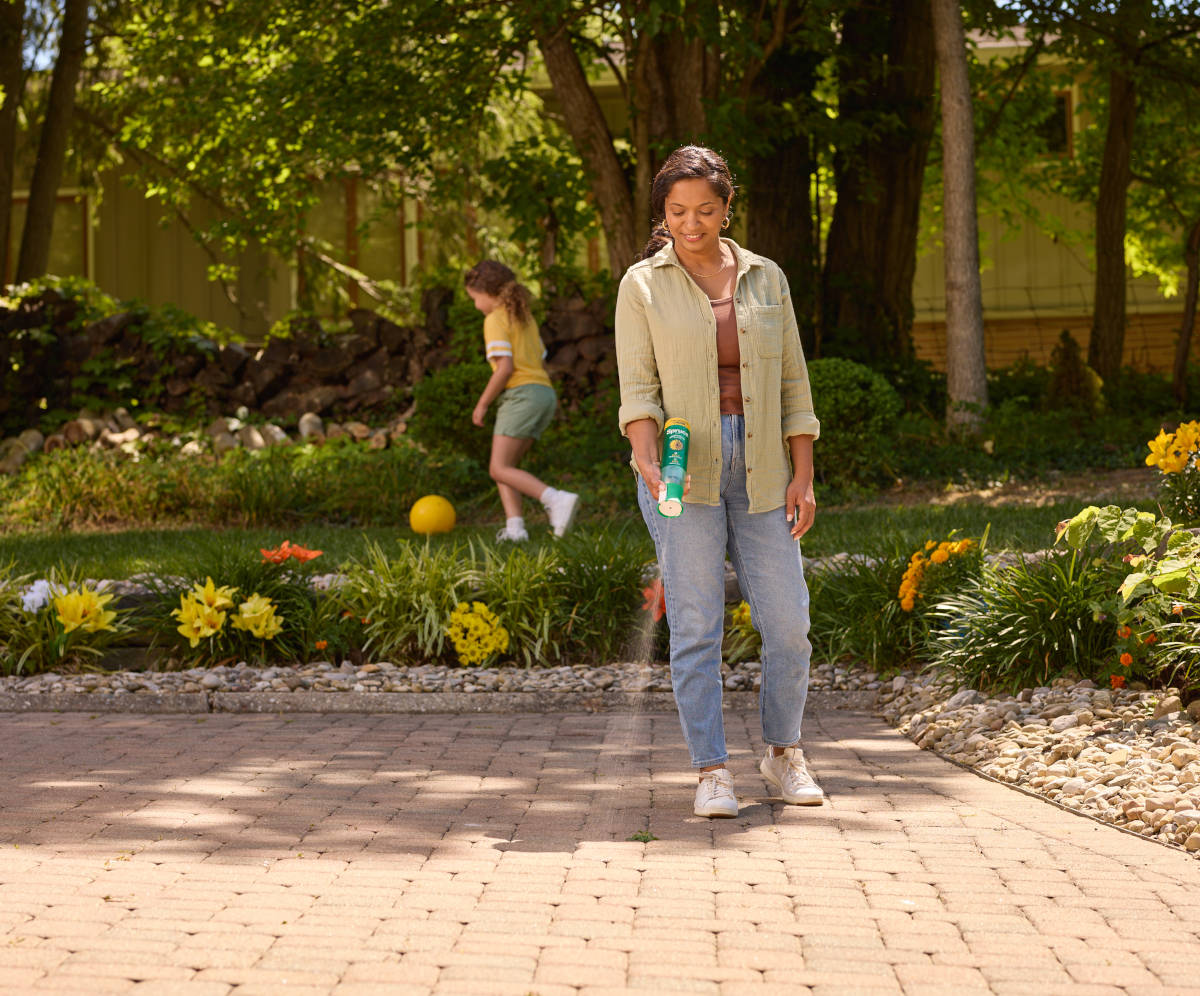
[{"left": 409, "top": 494, "right": 456, "bottom": 535}]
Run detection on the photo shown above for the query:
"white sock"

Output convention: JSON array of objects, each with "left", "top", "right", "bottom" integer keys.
[
  {"left": 506, "top": 516, "right": 526, "bottom": 533},
  {"left": 540, "top": 487, "right": 559, "bottom": 507}
]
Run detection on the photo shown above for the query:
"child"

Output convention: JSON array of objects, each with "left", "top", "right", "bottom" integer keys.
[{"left": 464, "top": 260, "right": 579, "bottom": 541}]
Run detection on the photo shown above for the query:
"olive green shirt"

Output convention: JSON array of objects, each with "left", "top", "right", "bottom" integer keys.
[{"left": 615, "top": 238, "right": 820, "bottom": 513}]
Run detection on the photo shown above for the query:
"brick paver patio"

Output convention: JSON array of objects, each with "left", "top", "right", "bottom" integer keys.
[{"left": 2, "top": 704, "right": 1198, "bottom": 995}]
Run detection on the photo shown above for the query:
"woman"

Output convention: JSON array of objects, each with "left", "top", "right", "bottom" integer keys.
[
  {"left": 615, "top": 146, "right": 823, "bottom": 818},
  {"left": 465, "top": 260, "right": 579, "bottom": 541}
]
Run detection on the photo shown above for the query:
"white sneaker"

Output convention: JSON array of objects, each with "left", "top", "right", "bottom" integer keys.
[
  {"left": 759, "top": 746, "right": 824, "bottom": 805},
  {"left": 694, "top": 768, "right": 739, "bottom": 818},
  {"left": 495, "top": 526, "right": 529, "bottom": 543},
  {"left": 545, "top": 490, "right": 579, "bottom": 537}
]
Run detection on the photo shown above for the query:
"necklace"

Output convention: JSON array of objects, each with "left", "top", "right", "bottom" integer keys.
[{"left": 681, "top": 251, "right": 730, "bottom": 279}]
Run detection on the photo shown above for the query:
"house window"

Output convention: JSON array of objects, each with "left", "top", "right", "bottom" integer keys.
[{"left": 1038, "top": 91, "right": 1073, "bottom": 157}]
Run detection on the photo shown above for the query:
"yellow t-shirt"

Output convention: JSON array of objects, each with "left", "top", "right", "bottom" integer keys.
[{"left": 483, "top": 309, "right": 552, "bottom": 390}]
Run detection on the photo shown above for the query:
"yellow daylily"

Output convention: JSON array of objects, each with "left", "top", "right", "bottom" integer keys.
[
  {"left": 230, "top": 593, "right": 283, "bottom": 640},
  {"left": 1146, "top": 429, "right": 1175, "bottom": 469},
  {"left": 53, "top": 587, "right": 117, "bottom": 634},
  {"left": 189, "top": 577, "right": 238, "bottom": 611},
  {"left": 172, "top": 594, "right": 226, "bottom": 648}
]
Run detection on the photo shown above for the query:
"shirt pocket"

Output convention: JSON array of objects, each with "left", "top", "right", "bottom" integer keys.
[{"left": 748, "top": 304, "right": 784, "bottom": 358}]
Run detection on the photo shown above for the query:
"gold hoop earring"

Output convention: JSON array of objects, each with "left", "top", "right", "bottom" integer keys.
[
  {"left": 722, "top": 215, "right": 731, "bottom": 230},
  {"left": 663, "top": 221, "right": 671, "bottom": 236}
]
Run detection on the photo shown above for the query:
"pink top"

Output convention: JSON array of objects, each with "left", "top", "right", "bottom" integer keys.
[{"left": 711, "top": 295, "right": 743, "bottom": 415}]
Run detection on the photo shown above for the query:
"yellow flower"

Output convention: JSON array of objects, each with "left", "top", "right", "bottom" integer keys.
[
  {"left": 929, "top": 548, "right": 950, "bottom": 564},
  {"left": 924, "top": 540, "right": 937, "bottom": 551},
  {"left": 190, "top": 577, "right": 238, "bottom": 611},
  {"left": 1146, "top": 429, "right": 1174, "bottom": 468},
  {"left": 53, "top": 587, "right": 117, "bottom": 634},
  {"left": 172, "top": 594, "right": 226, "bottom": 648},
  {"left": 446, "top": 602, "right": 509, "bottom": 666},
  {"left": 230, "top": 593, "right": 283, "bottom": 640}
]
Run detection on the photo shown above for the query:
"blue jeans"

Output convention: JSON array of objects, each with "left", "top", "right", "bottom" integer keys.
[{"left": 637, "top": 414, "right": 812, "bottom": 768}]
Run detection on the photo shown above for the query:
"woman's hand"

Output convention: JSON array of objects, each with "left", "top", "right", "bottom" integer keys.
[
  {"left": 627, "top": 418, "right": 690, "bottom": 502},
  {"left": 471, "top": 400, "right": 489, "bottom": 427},
  {"left": 785, "top": 475, "right": 816, "bottom": 540}
]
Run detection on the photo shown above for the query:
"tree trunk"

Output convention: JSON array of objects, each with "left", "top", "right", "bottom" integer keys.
[
  {"left": 537, "top": 24, "right": 638, "bottom": 273},
  {"left": 15, "top": 0, "right": 87, "bottom": 282},
  {"left": 931, "top": 0, "right": 987, "bottom": 427},
  {"left": 629, "top": 28, "right": 719, "bottom": 252},
  {"left": 1088, "top": 67, "right": 1137, "bottom": 380},
  {"left": 746, "top": 43, "right": 821, "bottom": 356},
  {"left": 1171, "top": 216, "right": 1200, "bottom": 405},
  {"left": 821, "top": 0, "right": 937, "bottom": 362},
  {"left": 0, "top": 0, "right": 25, "bottom": 282}
]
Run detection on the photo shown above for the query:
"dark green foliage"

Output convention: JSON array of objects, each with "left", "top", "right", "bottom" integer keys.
[
  {"left": 809, "top": 555, "right": 921, "bottom": 672},
  {"left": 1045, "top": 330, "right": 1104, "bottom": 416},
  {"left": 401, "top": 362, "right": 496, "bottom": 471},
  {"left": 807, "top": 357, "right": 904, "bottom": 488},
  {"left": 3, "top": 436, "right": 490, "bottom": 531},
  {"left": 528, "top": 378, "right": 633, "bottom": 516},
  {"left": 987, "top": 356, "right": 1051, "bottom": 409},
  {"left": 928, "top": 551, "right": 1120, "bottom": 694}
]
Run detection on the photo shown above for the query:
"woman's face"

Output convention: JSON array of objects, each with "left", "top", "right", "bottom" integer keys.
[
  {"left": 664, "top": 178, "right": 729, "bottom": 255},
  {"left": 466, "top": 287, "right": 500, "bottom": 315}
]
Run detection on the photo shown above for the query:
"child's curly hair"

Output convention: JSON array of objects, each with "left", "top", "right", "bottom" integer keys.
[{"left": 464, "top": 260, "right": 533, "bottom": 327}]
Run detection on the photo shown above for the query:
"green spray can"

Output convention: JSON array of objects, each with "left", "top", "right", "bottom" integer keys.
[{"left": 657, "top": 417, "right": 691, "bottom": 518}]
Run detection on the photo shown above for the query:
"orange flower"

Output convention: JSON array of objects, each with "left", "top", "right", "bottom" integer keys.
[
  {"left": 1173, "top": 604, "right": 1185, "bottom": 615},
  {"left": 1111, "top": 674, "right": 1126, "bottom": 689},
  {"left": 1144, "top": 633, "right": 1158, "bottom": 645},
  {"left": 641, "top": 579, "right": 667, "bottom": 623},
  {"left": 314, "top": 640, "right": 328, "bottom": 651},
  {"left": 261, "top": 539, "right": 323, "bottom": 564},
  {"left": 1116, "top": 625, "right": 1132, "bottom": 639},
  {"left": 261, "top": 542, "right": 291, "bottom": 565},
  {"left": 1119, "top": 652, "right": 1133, "bottom": 667}
]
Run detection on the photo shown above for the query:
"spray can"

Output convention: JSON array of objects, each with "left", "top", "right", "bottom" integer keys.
[{"left": 657, "top": 417, "right": 691, "bottom": 518}]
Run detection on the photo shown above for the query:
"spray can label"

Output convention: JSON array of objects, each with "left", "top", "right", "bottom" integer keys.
[{"left": 657, "top": 417, "right": 691, "bottom": 518}]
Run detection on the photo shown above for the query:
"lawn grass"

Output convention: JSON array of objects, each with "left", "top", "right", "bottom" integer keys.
[{"left": 0, "top": 496, "right": 1149, "bottom": 579}]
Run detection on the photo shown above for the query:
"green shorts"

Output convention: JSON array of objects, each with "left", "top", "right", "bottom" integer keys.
[{"left": 494, "top": 383, "right": 557, "bottom": 439}]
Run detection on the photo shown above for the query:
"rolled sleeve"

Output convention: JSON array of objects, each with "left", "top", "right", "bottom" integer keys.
[
  {"left": 615, "top": 273, "right": 665, "bottom": 437},
  {"left": 778, "top": 268, "right": 820, "bottom": 442}
]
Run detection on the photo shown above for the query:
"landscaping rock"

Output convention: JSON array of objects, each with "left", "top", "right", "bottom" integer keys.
[
  {"left": 212, "top": 431, "right": 239, "bottom": 455},
  {"left": 258, "top": 423, "right": 287, "bottom": 446},
  {"left": 1155, "top": 694, "right": 1184, "bottom": 718},
  {"left": 298, "top": 412, "right": 324, "bottom": 440},
  {"left": 237, "top": 425, "right": 266, "bottom": 450},
  {"left": 17, "top": 428, "right": 44, "bottom": 453}
]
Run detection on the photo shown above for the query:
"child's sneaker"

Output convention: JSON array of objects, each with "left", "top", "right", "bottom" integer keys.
[
  {"left": 759, "top": 746, "right": 824, "bottom": 805},
  {"left": 544, "top": 490, "right": 580, "bottom": 537},
  {"left": 694, "top": 768, "right": 739, "bottom": 818},
  {"left": 495, "top": 526, "right": 529, "bottom": 543}
]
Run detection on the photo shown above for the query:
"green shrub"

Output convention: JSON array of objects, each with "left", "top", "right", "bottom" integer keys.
[
  {"left": 807, "top": 357, "right": 903, "bottom": 489},
  {"left": 809, "top": 554, "right": 917, "bottom": 672},
  {"left": 808, "top": 533, "right": 984, "bottom": 673},
  {"left": 1, "top": 436, "right": 494, "bottom": 532},
  {"left": 338, "top": 540, "right": 473, "bottom": 664},
  {"left": 928, "top": 549, "right": 1119, "bottom": 693},
  {"left": 408, "top": 362, "right": 494, "bottom": 468},
  {"left": 1045, "top": 330, "right": 1104, "bottom": 416}
]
